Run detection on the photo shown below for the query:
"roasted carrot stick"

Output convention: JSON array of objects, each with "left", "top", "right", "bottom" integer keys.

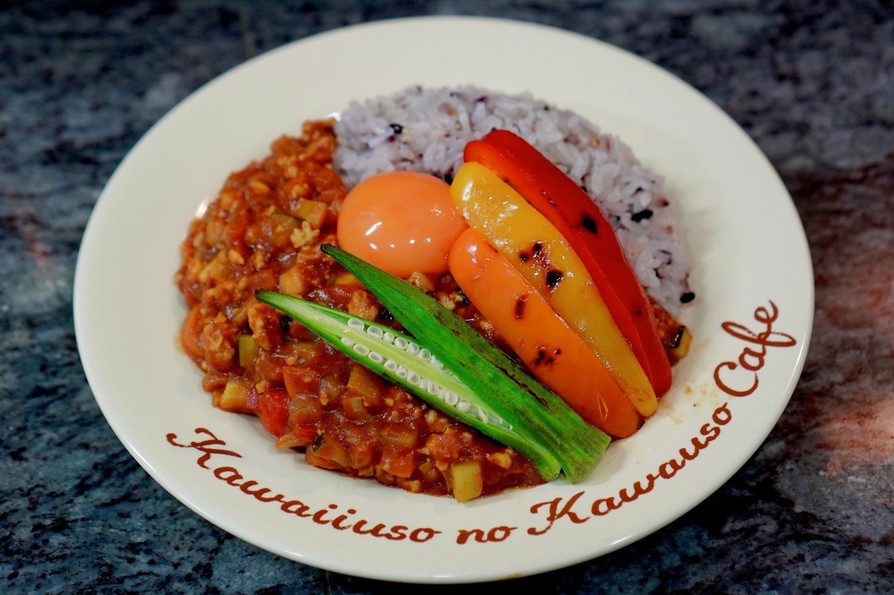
[
  {"left": 465, "top": 131, "right": 673, "bottom": 395},
  {"left": 448, "top": 227, "right": 641, "bottom": 438}
]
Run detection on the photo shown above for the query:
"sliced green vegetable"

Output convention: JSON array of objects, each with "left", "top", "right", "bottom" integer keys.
[
  {"left": 237, "top": 334, "right": 260, "bottom": 368},
  {"left": 255, "top": 290, "right": 562, "bottom": 479},
  {"left": 449, "top": 461, "right": 484, "bottom": 503},
  {"left": 219, "top": 377, "right": 252, "bottom": 413},
  {"left": 319, "top": 243, "right": 609, "bottom": 482}
]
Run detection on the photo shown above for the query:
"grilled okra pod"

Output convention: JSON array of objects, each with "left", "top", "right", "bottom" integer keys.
[
  {"left": 255, "top": 291, "right": 564, "bottom": 479},
  {"left": 316, "top": 244, "right": 609, "bottom": 482}
]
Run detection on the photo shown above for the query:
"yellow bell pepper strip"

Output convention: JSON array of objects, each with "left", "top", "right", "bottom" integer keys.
[
  {"left": 448, "top": 228, "right": 641, "bottom": 438},
  {"left": 316, "top": 244, "right": 611, "bottom": 483},
  {"left": 450, "top": 162, "right": 658, "bottom": 418},
  {"left": 464, "top": 130, "right": 674, "bottom": 396}
]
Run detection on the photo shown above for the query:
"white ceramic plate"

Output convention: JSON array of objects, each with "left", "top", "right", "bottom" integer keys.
[{"left": 74, "top": 16, "right": 813, "bottom": 583}]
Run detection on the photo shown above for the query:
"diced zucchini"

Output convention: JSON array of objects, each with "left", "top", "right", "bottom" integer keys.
[
  {"left": 219, "top": 377, "right": 252, "bottom": 413},
  {"left": 332, "top": 271, "right": 361, "bottom": 286},
  {"left": 449, "top": 461, "right": 484, "bottom": 502},
  {"left": 294, "top": 198, "right": 327, "bottom": 228},
  {"left": 237, "top": 334, "right": 260, "bottom": 369},
  {"left": 668, "top": 325, "right": 692, "bottom": 363},
  {"left": 278, "top": 265, "right": 307, "bottom": 296},
  {"left": 288, "top": 394, "right": 324, "bottom": 424},
  {"left": 266, "top": 213, "right": 298, "bottom": 248},
  {"left": 346, "top": 363, "right": 384, "bottom": 400},
  {"left": 310, "top": 434, "right": 351, "bottom": 469},
  {"left": 379, "top": 423, "right": 419, "bottom": 450}
]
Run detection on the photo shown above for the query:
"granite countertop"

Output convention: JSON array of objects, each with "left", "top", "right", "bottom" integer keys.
[{"left": 2, "top": 1, "right": 892, "bottom": 593}]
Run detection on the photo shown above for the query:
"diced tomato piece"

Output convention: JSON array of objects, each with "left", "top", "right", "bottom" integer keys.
[
  {"left": 291, "top": 423, "right": 318, "bottom": 447},
  {"left": 181, "top": 306, "right": 206, "bottom": 359},
  {"left": 308, "top": 434, "right": 351, "bottom": 469},
  {"left": 283, "top": 365, "right": 319, "bottom": 397},
  {"left": 256, "top": 388, "right": 290, "bottom": 437},
  {"left": 424, "top": 432, "right": 463, "bottom": 461},
  {"left": 381, "top": 448, "right": 417, "bottom": 479},
  {"left": 289, "top": 394, "right": 323, "bottom": 424},
  {"left": 379, "top": 422, "right": 418, "bottom": 450},
  {"left": 341, "top": 394, "right": 371, "bottom": 420}
]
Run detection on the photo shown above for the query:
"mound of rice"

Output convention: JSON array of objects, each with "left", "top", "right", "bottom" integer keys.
[{"left": 333, "top": 85, "right": 693, "bottom": 313}]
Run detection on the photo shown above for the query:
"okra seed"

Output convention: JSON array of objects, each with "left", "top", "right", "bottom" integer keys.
[{"left": 336, "top": 316, "right": 510, "bottom": 430}]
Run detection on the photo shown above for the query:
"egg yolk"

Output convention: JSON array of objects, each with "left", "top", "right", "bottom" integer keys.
[{"left": 337, "top": 171, "right": 468, "bottom": 278}]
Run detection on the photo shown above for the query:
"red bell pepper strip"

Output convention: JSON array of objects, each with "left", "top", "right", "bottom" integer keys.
[{"left": 464, "top": 130, "right": 673, "bottom": 395}]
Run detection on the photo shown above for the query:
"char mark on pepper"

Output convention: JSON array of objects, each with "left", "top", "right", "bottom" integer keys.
[
  {"left": 545, "top": 269, "right": 563, "bottom": 290},
  {"left": 580, "top": 214, "right": 597, "bottom": 234},
  {"left": 533, "top": 346, "right": 561, "bottom": 368},
  {"left": 514, "top": 294, "right": 528, "bottom": 319},
  {"left": 518, "top": 241, "right": 544, "bottom": 263}
]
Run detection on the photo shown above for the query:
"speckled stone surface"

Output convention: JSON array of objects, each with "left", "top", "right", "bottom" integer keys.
[{"left": 2, "top": 1, "right": 892, "bottom": 593}]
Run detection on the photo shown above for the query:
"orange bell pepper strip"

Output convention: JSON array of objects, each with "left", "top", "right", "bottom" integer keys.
[
  {"left": 464, "top": 130, "right": 673, "bottom": 396},
  {"left": 448, "top": 227, "right": 641, "bottom": 438},
  {"left": 450, "top": 162, "right": 657, "bottom": 417}
]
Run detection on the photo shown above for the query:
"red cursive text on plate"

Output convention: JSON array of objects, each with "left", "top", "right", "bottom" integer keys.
[
  {"left": 166, "top": 300, "right": 798, "bottom": 544},
  {"left": 713, "top": 300, "right": 797, "bottom": 397},
  {"left": 166, "top": 427, "right": 442, "bottom": 543},
  {"left": 526, "top": 403, "right": 733, "bottom": 535}
]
